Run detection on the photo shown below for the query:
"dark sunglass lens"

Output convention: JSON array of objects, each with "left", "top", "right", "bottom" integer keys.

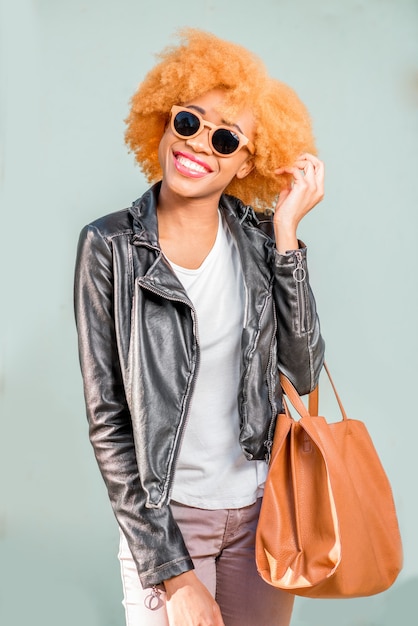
[
  {"left": 173, "top": 111, "right": 200, "bottom": 137},
  {"left": 212, "top": 129, "right": 240, "bottom": 155}
]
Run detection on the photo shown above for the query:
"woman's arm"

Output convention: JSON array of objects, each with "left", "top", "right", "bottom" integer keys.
[
  {"left": 272, "top": 153, "right": 325, "bottom": 393},
  {"left": 74, "top": 223, "right": 193, "bottom": 588},
  {"left": 273, "top": 245, "right": 324, "bottom": 394},
  {"left": 273, "top": 152, "right": 325, "bottom": 253}
]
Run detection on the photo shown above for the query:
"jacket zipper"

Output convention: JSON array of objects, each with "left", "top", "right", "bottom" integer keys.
[
  {"left": 240, "top": 289, "right": 275, "bottom": 462},
  {"left": 167, "top": 308, "right": 201, "bottom": 501},
  {"left": 264, "top": 305, "right": 278, "bottom": 464},
  {"left": 294, "top": 250, "right": 307, "bottom": 333},
  {"left": 264, "top": 251, "right": 307, "bottom": 463},
  {"left": 137, "top": 278, "right": 200, "bottom": 504}
]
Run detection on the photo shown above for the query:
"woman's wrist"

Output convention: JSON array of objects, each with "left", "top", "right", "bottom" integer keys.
[
  {"left": 164, "top": 570, "right": 196, "bottom": 597},
  {"left": 273, "top": 216, "right": 299, "bottom": 254},
  {"left": 274, "top": 228, "right": 299, "bottom": 254}
]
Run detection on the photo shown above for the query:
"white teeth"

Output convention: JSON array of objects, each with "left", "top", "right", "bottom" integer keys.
[{"left": 176, "top": 155, "right": 208, "bottom": 173}]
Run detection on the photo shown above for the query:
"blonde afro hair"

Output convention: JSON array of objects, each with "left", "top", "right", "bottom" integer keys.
[{"left": 125, "top": 28, "right": 316, "bottom": 210}]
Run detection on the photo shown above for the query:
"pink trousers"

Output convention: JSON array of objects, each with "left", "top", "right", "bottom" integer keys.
[{"left": 118, "top": 498, "right": 294, "bottom": 626}]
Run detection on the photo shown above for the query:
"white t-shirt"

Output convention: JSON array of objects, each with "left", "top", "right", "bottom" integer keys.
[{"left": 168, "top": 212, "right": 267, "bottom": 509}]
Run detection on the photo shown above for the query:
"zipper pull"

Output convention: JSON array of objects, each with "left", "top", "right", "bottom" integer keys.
[
  {"left": 144, "top": 585, "right": 164, "bottom": 610},
  {"left": 293, "top": 251, "right": 306, "bottom": 283}
]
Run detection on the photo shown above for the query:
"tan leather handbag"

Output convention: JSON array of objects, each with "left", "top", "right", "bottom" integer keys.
[{"left": 255, "top": 363, "right": 403, "bottom": 598}]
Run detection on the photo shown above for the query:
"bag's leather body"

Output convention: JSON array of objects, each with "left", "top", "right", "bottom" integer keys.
[{"left": 255, "top": 366, "right": 403, "bottom": 598}]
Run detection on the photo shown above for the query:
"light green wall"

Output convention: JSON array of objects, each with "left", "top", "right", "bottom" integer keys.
[{"left": 1, "top": 0, "right": 417, "bottom": 624}]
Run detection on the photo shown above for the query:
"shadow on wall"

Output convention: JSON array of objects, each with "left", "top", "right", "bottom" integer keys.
[{"left": 292, "top": 577, "right": 418, "bottom": 626}]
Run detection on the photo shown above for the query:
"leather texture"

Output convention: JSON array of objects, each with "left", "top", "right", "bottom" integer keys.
[
  {"left": 256, "top": 363, "right": 403, "bottom": 598},
  {"left": 74, "top": 182, "right": 325, "bottom": 587}
]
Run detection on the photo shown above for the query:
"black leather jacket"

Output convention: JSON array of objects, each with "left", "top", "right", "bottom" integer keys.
[{"left": 74, "top": 183, "right": 325, "bottom": 588}]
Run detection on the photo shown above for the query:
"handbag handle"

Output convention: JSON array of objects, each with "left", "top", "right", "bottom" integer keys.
[
  {"left": 308, "top": 385, "right": 319, "bottom": 415},
  {"left": 280, "top": 362, "right": 348, "bottom": 421}
]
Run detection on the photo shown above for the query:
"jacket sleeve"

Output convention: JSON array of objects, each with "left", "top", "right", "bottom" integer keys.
[
  {"left": 74, "top": 224, "right": 194, "bottom": 588},
  {"left": 272, "top": 244, "right": 325, "bottom": 395}
]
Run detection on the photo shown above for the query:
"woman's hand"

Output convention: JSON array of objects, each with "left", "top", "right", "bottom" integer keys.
[
  {"left": 165, "top": 570, "right": 225, "bottom": 626},
  {"left": 273, "top": 153, "right": 325, "bottom": 254}
]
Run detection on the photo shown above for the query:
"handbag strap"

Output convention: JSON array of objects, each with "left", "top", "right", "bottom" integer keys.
[
  {"left": 308, "top": 385, "right": 319, "bottom": 415},
  {"left": 280, "top": 375, "right": 310, "bottom": 418},
  {"left": 280, "top": 361, "right": 348, "bottom": 421}
]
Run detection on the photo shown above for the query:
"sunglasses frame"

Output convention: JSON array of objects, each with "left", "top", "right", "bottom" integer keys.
[{"left": 170, "top": 105, "right": 255, "bottom": 157}]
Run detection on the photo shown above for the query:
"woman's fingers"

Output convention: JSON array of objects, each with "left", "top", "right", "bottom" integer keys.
[
  {"left": 275, "top": 153, "right": 324, "bottom": 177},
  {"left": 273, "top": 154, "right": 324, "bottom": 219},
  {"left": 275, "top": 153, "right": 324, "bottom": 202},
  {"left": 272, "top": 154, "right": 325, "bottom": 252}
]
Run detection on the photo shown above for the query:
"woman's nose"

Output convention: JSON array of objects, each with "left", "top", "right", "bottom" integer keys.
[{"left": 185, "top": 129, "right": 212, "bottom": 155}]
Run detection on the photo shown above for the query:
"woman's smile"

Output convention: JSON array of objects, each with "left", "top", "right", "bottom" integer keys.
[{"left": 173, "top": 150, "right": 214, "bottom": 178}]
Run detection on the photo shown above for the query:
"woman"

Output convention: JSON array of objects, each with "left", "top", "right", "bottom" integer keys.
[{"left": 74, "top": 29, "right": 325, "bottom": 626}]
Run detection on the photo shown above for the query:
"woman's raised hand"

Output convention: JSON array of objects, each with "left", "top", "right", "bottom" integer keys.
[
  {"left": 165, "top": 570, "right": 225, "bottom": 626},
  {"left": 273, "top": 153, "right": 325, "bottom": 254}
]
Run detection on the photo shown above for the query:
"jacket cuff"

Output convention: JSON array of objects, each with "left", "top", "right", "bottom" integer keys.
[
  {"left": 273, "top": 241, "right": 307, "bottom": 270},
  {"left": 140, "top": 556, "right": 195, "bottom": 589},
  {"left": 274, "top": 238, "right": 306, "bottom": 257}
]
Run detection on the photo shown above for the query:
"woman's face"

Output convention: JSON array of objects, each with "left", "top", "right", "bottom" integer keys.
[{"left": 158, "top": 89, "right": 255, "bottom": 204}]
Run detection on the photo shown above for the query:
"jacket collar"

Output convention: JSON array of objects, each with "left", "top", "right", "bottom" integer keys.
[
  {"left": 129, "top": 182, "right": 275, "bottom": 285},
  {"left": 129, "top": 182, "right": 161, "bottom": 248},
  {"left": 129, "top": 181, "right": 272, "bottom": 244}
]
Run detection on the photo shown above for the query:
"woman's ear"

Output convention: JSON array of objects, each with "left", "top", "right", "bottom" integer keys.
[{"left": 236, "top": 158, "right": 255, "bottom": 180}]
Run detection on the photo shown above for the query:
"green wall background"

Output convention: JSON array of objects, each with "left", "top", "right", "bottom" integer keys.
[{"left": 1, "top": 0, "right": 417, "bottom": 624}]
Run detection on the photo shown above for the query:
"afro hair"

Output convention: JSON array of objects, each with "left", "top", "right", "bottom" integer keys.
[{"left": 125, "top": 28, "right": 316, "bottom": 211}]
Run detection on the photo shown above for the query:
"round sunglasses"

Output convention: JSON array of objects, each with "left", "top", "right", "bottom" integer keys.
[{"left": 170, "top": 105, "right": 255, "bottom": 157}]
